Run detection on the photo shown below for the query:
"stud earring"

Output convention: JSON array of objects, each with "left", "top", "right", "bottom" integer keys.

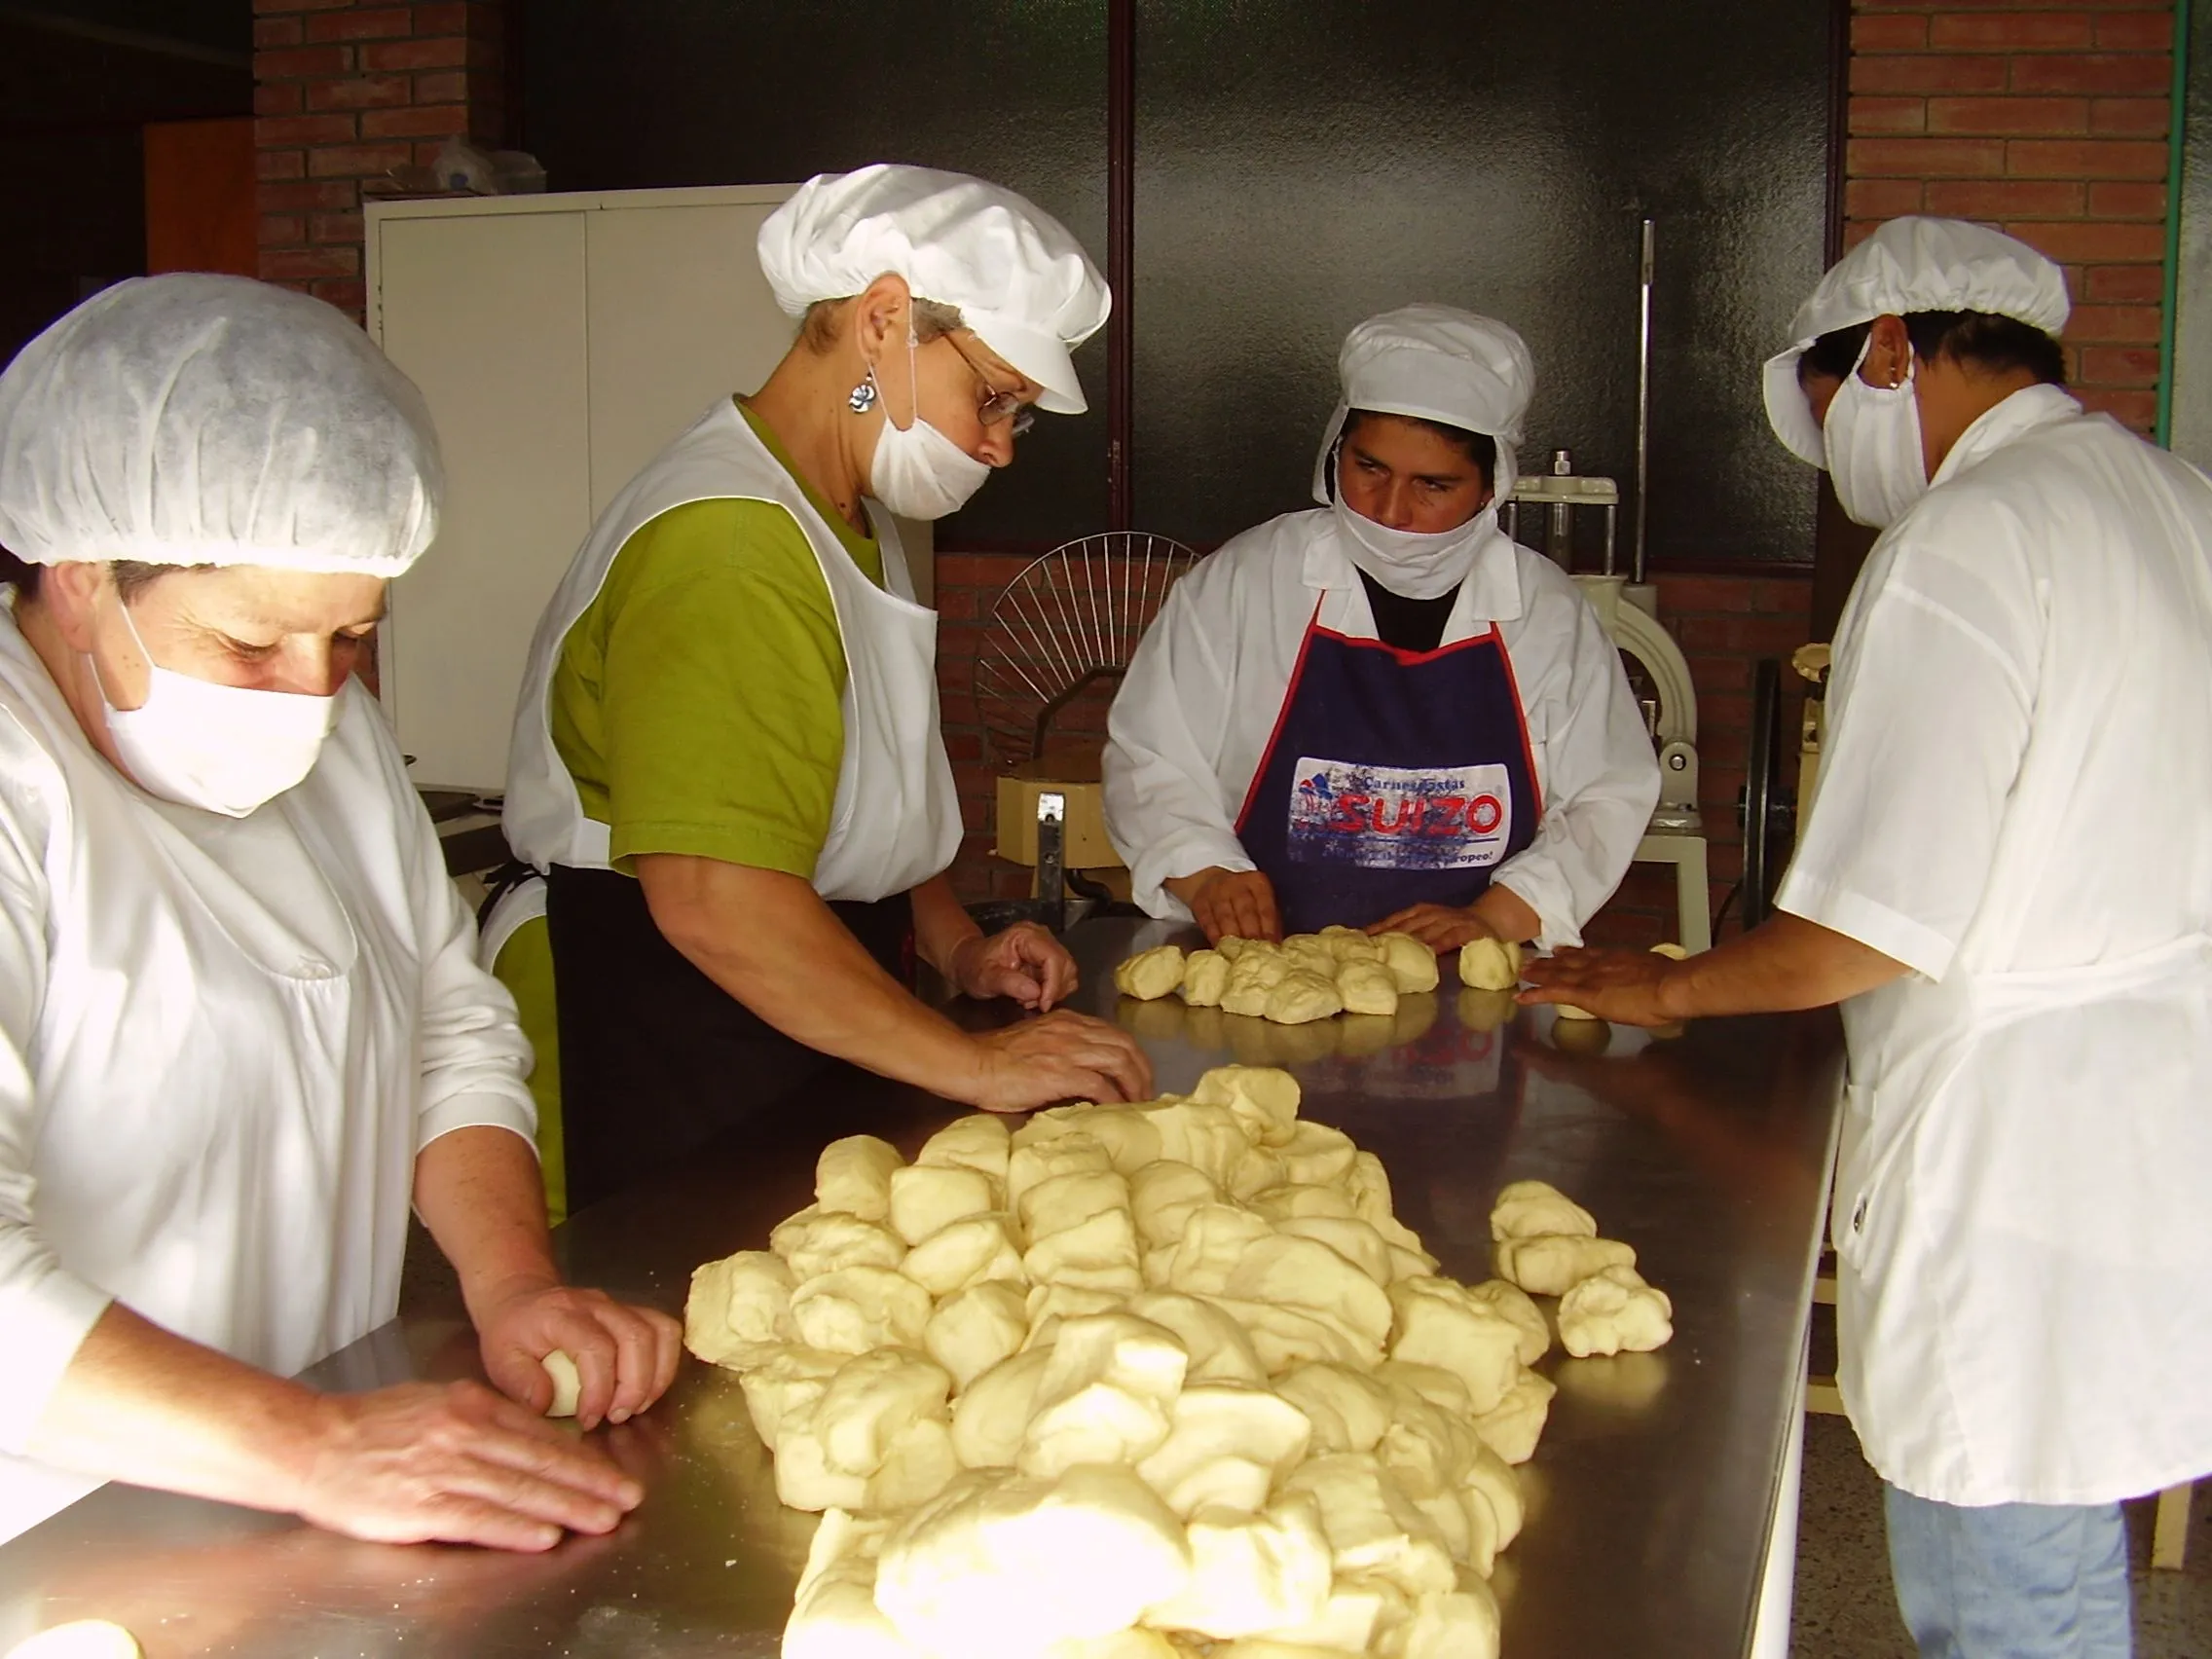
[{"left": 848, "top": 372, "right": 879, "bottom": 414}]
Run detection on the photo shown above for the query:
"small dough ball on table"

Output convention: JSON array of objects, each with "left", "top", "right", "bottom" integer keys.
[
  {"left": 1489, "top": 1178, "right": 1598, "bottom": 1242},
  {"left": 873, "top": 1464, "right": 1193, "bottom": 1659},
  {"left": 1456, "top": 937, "right": 1523, "bottom": 993},
  {"left": 1181, "top": 947, "right": 1232, "bottom": 1008},
  {"left": 926, "top": 1279, "right": 1032, "bottom": 1389},
  {"left": 1558, "top": 1264, "right": 1675, "bottom": 1357},
  {"left": 1472, "top": 1369, "right": 1557, "bottom": 1465},
  {"left": 1463, "top": 1278, "right": 1550, "bottom": 1365},
  {"left": 684, "top": 1248, "right": 795, "bottom": 1366},
  {"left": 1494, "top": 1233, "right": 1637, "bottom": 1297},
  {"left": 1264, "top": 970, "right": 1344, "bottom": 1025},
  {"left": 1116, "top": 944, "right": 1189, "bottom": 1001},
  {"left": 917, "top": 1113, "right": 1014, "bottom": 1180},
  {"left": 1190, "top": 1064, "right": 1303, "bottom": 1147},
  {"left": 4, "top": 1625, "right": 144, "bottom": 1659},
  {"left": 950, "top": 1346, "right": 1055, "bottom": 1469},
  {"left": 1335, "top": 959, "right": 1400, "bottom": 1017},
  {"left": 771, "top": 1208, "right": 907, "bottom": 1279},
  {"left": 1386, "top": 1278, "right": 1524, "bottom": 1415},
  {"left": 791, "top": 1265, "right": 934, "bottom": 1354},
  {"left": 815, "top": 1133, "right": 903, "bottom": 1221},
  {"left": 899, "top": 1211, "right": 1025, "bottom": 1298},
  {"left": 541, "top": 1349, "right": 582, "bottom": 1418},
  {"left": 888, "top": 1163, "right": 999, "bottom": 1247},
  {"left": 1376, "top": 931, "right": 1441, "bottom": 994},
  {"left": 1549, "top": 1005, "right": 1609, "bottom": 1051},
  {"left": 1145, "top": 1493, "right": 1336, "bottom": 1638}
]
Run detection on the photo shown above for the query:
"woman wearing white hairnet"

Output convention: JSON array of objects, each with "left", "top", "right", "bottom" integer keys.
[
  {"left": 1529, "top": 216, "right": 2212, "bottom": 1657},
  {"left": 1103, "top": 305, "right": 1659, "bottom": 947},
  {"left": 498, "top": 165, "right": 1150, "bottom": 1215},
  {"left": 0, "top": 276, "right": 679, "bottom": 1550}
]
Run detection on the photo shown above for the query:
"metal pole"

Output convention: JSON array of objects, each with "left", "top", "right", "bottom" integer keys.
[
  {"left": 1106, "top": 0, "right": 1135, "bottom": 529},
  {"left": 1634, "top": 216, "right": 1654, "bottom": 584}
]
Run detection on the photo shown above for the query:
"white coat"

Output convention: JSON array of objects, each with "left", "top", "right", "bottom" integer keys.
[
  {"left": 0, "top": 612, "right": 536, "bottom": 1544},
  {"left": 1102, "top": 510, "right": 1659, "bottom": 947},
  {"left": 1779, "top": 384, "right": 2212, "bottom": 1505},
  {"left": 502, "top": 399, "right": 962, "bottom": 903}
]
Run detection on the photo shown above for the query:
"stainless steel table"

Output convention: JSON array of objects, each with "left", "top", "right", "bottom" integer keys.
[{"left": 0, "top": 919, "right": 1842, "bottom": 1657}]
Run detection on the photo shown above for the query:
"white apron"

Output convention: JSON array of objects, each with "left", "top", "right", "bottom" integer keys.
[
  {"left": 0, "top": 618, "right": 531, "bottom": 1543},
  {"left": 502, "top": 399, "right": 961, "bottom": 903}
]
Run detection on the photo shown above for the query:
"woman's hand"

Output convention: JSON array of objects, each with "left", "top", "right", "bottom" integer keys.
[
  {"left": 291, "top": 1380, "right": 645, "bottom": 1552},
  {"left": 947, "top": 921, "right": 1078, "bottom": 1011},
  {"left": 1521, "top": 946, "right": 1680, "bottom": 1028},
  {"left": 1370, "top": 903, "right": 1497, "bottom": 952},
  {"left": 1166, "top": 867, "right": 1281, "bottom": 944},
  {"left": 967, "top": 1010, "right": 1155, "bottom": 1112},
  {"left": 470, "top": 1277, "right": 683, "bottom": 1432}
]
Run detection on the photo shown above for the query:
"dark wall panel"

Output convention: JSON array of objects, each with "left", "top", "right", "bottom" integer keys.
[
  {"left": 523, "top": 0, "right": 1111, "bottom": 545},
  {"left": 1131, "top": 0, "right": 1830, "bottom": 563},
  {"left": 2171, "top": 0, "right": 2210, "bottom": 471}
]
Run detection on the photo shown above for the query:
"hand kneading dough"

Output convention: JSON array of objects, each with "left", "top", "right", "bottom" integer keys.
[
  {"left": 1116, "top": 944, "right": 1189, "bottom": 1001},
  {"left": 541, "top": 1349, "right": 582, "bottom": 1418},
  {"left": 925, "top": 1280, "right": 1031, "bottom": 1389},
  {"left": 1493, "top": 1233, "right": 1636, "bottom": 1297},
  {"left": 888, "top": 1164, "right": 999, "bottom": 1247},
  {"left": 873, "top": 1465, "right": 1192, "bottom": 1659},
  {"left": 1335, "top": 959, "right": 1400, "bottom": 1017},
  {"left": 1181, "top": 947, "right": 1232, "bottom": 1008},
  {"left": 1265, "top": 970, "right": 1344, "bottom": 1025},
  {"left": 916, "top": 1113, "right": 1014, "bottom": 1180},
  {"left": 684, "top": 1248, "right": 795, "bottom": 1366},
  {"left": 1456, "top": 937, "right": 1523, "bottom": 992},
  {"left": 816, "top": 1134, "right": 904, "bottom": 1221},
  {"left": 772, "top": 1208, "right": 907, "bottom": 1279},
  {"left": 1488, "top": 1178, "right": 1598, "bottom": 1242},
  {"left": 1375, "top": 932, "right": 1441, "bottom": 994},
  {"left": 3, "top": 1626, "right": 144, "bottom": 1659},
  {"left": 1146, "top": 1493, "right": 1336, "bottom": 1638},
  {"left": 1558, "top": 1264, "right": 1675, "bottom": 1357},
  {"left": 1472, "top": 1369, "right": 1557, "bottom": 1464}
]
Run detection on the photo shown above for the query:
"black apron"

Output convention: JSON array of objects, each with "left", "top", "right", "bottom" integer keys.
[{"left": 545, "top": 864, "right": 914, "bottom": 1212}]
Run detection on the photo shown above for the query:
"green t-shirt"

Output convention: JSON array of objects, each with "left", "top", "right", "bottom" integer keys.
[{"left": 547, "top": 402, "right": 884, "bottom": 878}]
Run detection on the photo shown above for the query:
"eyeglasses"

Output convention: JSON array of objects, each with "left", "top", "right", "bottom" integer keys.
[{"left": 947, "top": 334, "right": 1037, "bottom": 437}]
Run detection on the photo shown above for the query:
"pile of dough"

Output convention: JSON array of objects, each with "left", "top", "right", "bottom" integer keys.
[
  {"left": 1488, "top": 1179, "right": 1674, "bottom": 1364},
  {"left": 1114, "top": 933, "right": 1440, "bottom": 1029},
  {"left": 688, "top": 1067, "right": 1548, "bottom": 1659}
]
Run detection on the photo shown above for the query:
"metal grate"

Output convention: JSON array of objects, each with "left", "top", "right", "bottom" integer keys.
[{"left": 972, "top": 531, "right": 1201, "bottom": 767}]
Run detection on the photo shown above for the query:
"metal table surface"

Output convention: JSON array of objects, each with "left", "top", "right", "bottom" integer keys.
[{"left": 0, "top": 918, "right": 1843, "bottom": 1658}]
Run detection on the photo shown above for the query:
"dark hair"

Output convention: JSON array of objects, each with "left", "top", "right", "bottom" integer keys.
[
  {"left": 1332, "top": 409, "right": 1498, "bottom": 498},
  {"left": 4, "top": 558, "right": 182, "bottom": 606},
  {"left": 1799, "top": 310, "right": 2067, "bottom": 387}
]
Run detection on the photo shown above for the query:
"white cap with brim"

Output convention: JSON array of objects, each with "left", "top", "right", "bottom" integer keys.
[
  {"left": 757, "top": 164, "right": 1111, "bottom": 416},
  {"left": 1309, "top": 304, "right": 1535, "bottom": 505},
  {"left": 0, "top": 274, "right": 442, "bottom": 574},
  {"left": 1763, "top": 215, "right": 2071, "bottom": 468}
]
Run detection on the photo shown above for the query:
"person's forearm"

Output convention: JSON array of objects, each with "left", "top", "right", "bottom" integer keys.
[
  {"left": 414, "top": 1125, "right": 561, "bottom": 1326},
  {"left": 1472, "top": 883, "right": 1542, "bottom": 943},
  {"left": 26, "top": 1303, "right": 321, "bottom": 1516},
  {"left": 1660, "top": 912, "right": 1908, "bottom": 1019},
  {"left": 909, "top": 872, "right": 983, "bottom": 979},
  {"left": 636, "top": 854, "right": 983, "bottom": 1096}
]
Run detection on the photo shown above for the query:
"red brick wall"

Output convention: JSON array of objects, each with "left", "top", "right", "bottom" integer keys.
[
  {"left": 252, "top": 0, "right": 507, "bottom": 321},
  {"left": 1846, "top": 0, "right": 2175, "bottom": 431}
]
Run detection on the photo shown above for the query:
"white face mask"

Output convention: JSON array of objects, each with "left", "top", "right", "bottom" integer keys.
[
  {"left": 97, "top": 602, "right": 341, "bottom": 817},
  {"left": 1823, "top": 337, "right": 1929, "bottom": 529},
  {"left": 1330, "top": 490, "right": 1493, "bottom": 602},
  {"left": 866, "top": 335, "right": 991, "bottom": 521}
]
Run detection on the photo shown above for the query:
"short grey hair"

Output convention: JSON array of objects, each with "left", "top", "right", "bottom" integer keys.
[{"left": 799, "top": 295, "right": 964, "bottom": 354}]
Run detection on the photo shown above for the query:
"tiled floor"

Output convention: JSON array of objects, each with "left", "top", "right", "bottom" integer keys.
[{"left": 1790, "top": 1411, "right": 2212, "bottom": 1656}]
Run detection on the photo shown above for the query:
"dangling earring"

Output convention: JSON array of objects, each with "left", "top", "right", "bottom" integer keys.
[{"left": 848, "top": 368, "right": 879, "bottom": 414}]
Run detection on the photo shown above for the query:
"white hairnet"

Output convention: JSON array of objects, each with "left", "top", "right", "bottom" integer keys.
[
  {"left": 1762, "top": 216, "right": 2070, "bottom": 466},
  {"left": 0, "top": 275, "right": 441, "bottom": 575},
  {"left": 1310, "top": 304, "right": 1534, "bottom": 506},
  {"left": 757, "top": 163, "right": 1111, "bottom": 416}
]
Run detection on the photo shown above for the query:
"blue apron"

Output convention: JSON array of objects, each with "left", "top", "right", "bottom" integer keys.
[{"left": 1235, "top": 603, "right": 1540, "bottom": 936}]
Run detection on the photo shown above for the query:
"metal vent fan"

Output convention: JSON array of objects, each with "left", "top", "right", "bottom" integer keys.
[{"left": 973, "top": 531, "right": 1201, "bottom": 768}]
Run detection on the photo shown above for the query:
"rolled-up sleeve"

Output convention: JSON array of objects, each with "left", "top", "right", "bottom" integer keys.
[
  {"left": 1492, "top": 598, "right": 1662, "bottom": 949},
  {"left": 1776, "top": 528, "right": 2038, "bottom": 981},
  {"left": 0, "top": 784, "right": 109, "bottom": 1455},
  {"left": 1104, "top": 586, "right": 1259, "bottom": 919}
]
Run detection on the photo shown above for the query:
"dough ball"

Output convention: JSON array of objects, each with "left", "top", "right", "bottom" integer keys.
[
  {"left": 1279, "top": 935, "right": 1340, "bottom": 977},
  {"left": 1181, "top": 948, "right": 1232, "bottom": 1008},
  {"left": 1143, "top": 1102, "right": 1250, "bottom": 1188},
  {"left": 771, "top": 1208, "right": 907, "bottom": 1280},
  {"left": 1386, "top": 1277, "right": 1524, "bottom": 1416},
  {"left": 1190, "top": 1064, "right": 1303, "bottom": 1147},
  {"left": 791, "top": 1266, "right": 934, "bottom": 1354},
  {"left": 1064, "top": 1107, "right": 1165, "bottom": 1175},
  {"left": 1274, "top": 1215, "right": 1393, "bottom": 1287},
  {"left": 735, "top": 1344, "right": 847, "bottom": 1448},
  {"left": 1463, "top": 1278, "right": 1551, "bottom": 1365},
  {"left": 1335, "top": 959, "right": 1400, "bottom": 1017},
  {"left": 1278, "top": 1451, "right": 1457, "bottom": 1598},
  {"left": 1549, "top": 1011, "right": 1612, "bottom": 1052},
  {"left": 1115, "top": 944, "right": 1189, "bottom": 1002},
  {"left": 1145, "top": 1493, "right": 1335, "bottom": 1638},
  {"left": 1007, "top": 1135, "right": 1115, "bottom": 1210},
  {"left": 1264, "top": 970, "right": 1344, "bottom": 1025},
  {"left": 1251, "top": 1183, "right": 1356, "bottom": 1224},
  {"left": 1552, "top": 1000, "right": 1602, "bottom": 1022},
  {"left": 1456, "top": 937, "right": 1523, "bottom": 993},
  {"left": 1280, "top": 1121, "right": 1358, "bottom": 1188},
  {"left": 782, "top": 1510, "right": 904, "bottom": 1659},
  {"left": 684, "top": 1248, "right": 796, "bottom": 1367},
  {"left": 1472, "top": 1369, "right": 1557, "bottom": 1465},
  {"left": 1226, "top": 1236, "right": 1394, "bottom": 1351},
  {"left": 1130, "top": 1160, "right": 1224, "bottom": 1250},
  {"left": 1133, "top": 1384, "right": 1313, "bottom": 1520},
  {"left": 1319, "top": 925, "right": 1384, "bottom": 964},
  {"left": 900, "top": 1212, "right": 1026, "bottom": 1298},
  {"left": 1397, "top": 1586, "right": 1503, "bottom": 1659},
  {"left": 1494, "top": 1233, "right": 1636, "bottom": 1297},
  {"left": 917, "top": 1113, "right": 1014, "bottom": 1180},
  {"left": 1558, "top": 1264, "right": 1675, "bottom": 1358},
  {"left": 1123, "top": 1290, "right": 1269, "bottom": 1386},
  {"left": 1489, "top": 1179, "right": 1598, "bottom": 1243},
  {"left": 1273, "top": 1362, "right": 1393, "bottom": 1456},
  {"left": 3, "top": 1625, "right": 142, "bottom": 1659},
  {"left": 951, "top": 1347, "right": 1054, "bottom": 1469},
  {"left": 815, "top": 1134, "right": 903, "bottom": 1221},
  {"left": 814, "top": 1347, "right": 953, "bottom": 1478},
  {"left": 889, "top": 1163, "right": 1000, "bottom": 1247},
  {"left": 541, "top": 1349, "right": 582, "bottom": 1419},
  {"left": 1019, "top": 1169, "right": 1133, "bottom": 1244},
  {"left": 1022, "top": 1203, "right": 1144, "bottom": 1295},
  {"left": 925, "top": 1282, "right": 1030, "bottom": 1390},
  {"left": 1215, "top": 936, "right": 1254, "bottom": 960},
  {"left": 1376, "top": 931, "right": 1441, "bottom": 993}
]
